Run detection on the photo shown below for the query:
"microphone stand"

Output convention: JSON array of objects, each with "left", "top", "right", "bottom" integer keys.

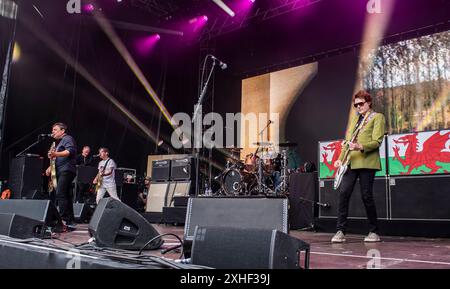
[
  {"left": 192, "top": 57, "right": 217, "bottom": 196},
  {"left": 257, "top": 121, "right": 272, "bottom": 194},
  {"left": 15, "top": 135, "right": 48, "bottom": 157}
]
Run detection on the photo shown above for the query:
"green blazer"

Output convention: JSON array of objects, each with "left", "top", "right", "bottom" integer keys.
[{"left": 338, "top": 111, "right": 386, "bottom": 170}]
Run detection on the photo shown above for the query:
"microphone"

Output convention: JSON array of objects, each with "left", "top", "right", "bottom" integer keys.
[
  {"left": 317, "top": 202, "right": 330, "bottom": 208},
  {"left": 210, "top": 55, "right": 227, "bottom": 70},
  {"left": 39, "top": 134, "right": 52, "bottom": 138},
  {"left": 93, "top": 154, "right": 100, "bottom": 157}
]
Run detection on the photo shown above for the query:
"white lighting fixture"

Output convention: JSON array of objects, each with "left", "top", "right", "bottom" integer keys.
[{"left": 211, "top": 0, "right": 235, "bottom": 17}]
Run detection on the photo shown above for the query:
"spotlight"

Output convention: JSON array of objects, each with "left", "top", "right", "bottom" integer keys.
[
  {"left": 83, "top": 3, "right": 95, "bottom": 13},
  {"left": 211, "top": 0, "right": 235, "bottom": 17}
]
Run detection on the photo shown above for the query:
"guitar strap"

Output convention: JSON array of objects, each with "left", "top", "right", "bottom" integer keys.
[{"left": 101, "top": 158, "right": 111, "bottom": 174}]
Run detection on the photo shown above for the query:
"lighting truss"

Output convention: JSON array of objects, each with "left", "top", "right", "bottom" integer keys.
[{"left": 199, "top": 0, "right": 322, "bottom": 43}]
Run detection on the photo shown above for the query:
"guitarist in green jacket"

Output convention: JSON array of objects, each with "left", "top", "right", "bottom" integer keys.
[{"left": 332, "top": 90, "right": 385, "bottom": 243}]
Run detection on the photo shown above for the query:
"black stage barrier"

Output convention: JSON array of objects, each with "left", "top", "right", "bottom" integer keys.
[{"left": 288, "top": 172, "right": 318, "bottom": 230}]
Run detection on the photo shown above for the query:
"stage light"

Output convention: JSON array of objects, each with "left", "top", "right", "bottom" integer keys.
[
  {"left": 211, "top": 0, "right": 235, "bottom": 17},
  {"left": 12, "top": 42, "right": 21, "bottom": 63},
  {"left": 83, "top": 4, "right": 94, "bottom": 13},
  {"left": 136, "top": 33, "right": 161, "bottom": 55},
  {"left": 250, "top": 0, "right": 256, "bottom": 3}
]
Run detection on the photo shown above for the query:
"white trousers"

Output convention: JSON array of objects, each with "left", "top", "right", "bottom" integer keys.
[{"left": 96, "top": 185, "right": 120, "bottom": 204}]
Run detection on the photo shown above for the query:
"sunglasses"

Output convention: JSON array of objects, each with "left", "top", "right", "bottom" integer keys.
[{"left": 354, "top": 101, "right": 366, "bottom": 108}]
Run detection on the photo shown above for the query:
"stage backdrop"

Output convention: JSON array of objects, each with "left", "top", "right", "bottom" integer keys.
[{"left": 241, "top": 30, "right": 449, "bottom": 166}]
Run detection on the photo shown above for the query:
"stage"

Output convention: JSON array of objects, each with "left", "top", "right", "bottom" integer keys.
[{"left": 11, "top": 223, "right": 447, "bottom": 269}]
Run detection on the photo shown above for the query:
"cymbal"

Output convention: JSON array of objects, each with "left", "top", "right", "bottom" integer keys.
[
  {"left": 229, "top": 147, "right": 243, "bottom": 151},
  {"left": 253, "top": 141, "right": 273, "bottom": 146},
  {"left": 278, "top": 142, "right": 298, "bottom": 147}
]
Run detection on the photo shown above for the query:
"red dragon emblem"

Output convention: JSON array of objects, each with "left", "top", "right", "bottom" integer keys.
[
  {"left": 322, "top": 140, "right": 343, "bottom": 177},
  {"left": 392, "top": 131, "right": 450, "bottom": 175}
]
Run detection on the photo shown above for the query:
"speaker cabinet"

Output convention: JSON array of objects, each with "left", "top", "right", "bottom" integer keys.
[
  {"left": 184, "top": 197, "right": 289, "bottom": 241},
  {"left": 151, "top": 160, "right": 171, "bottom": 182},
  {"left": 319, "top": 178, "right": 389, "bottom": 219},
  {"left": 0, "top": 213, "right": 45, "bottom": 239},
  {"left": 191, "top": 226, "right": 310, "bottom": 269},
  {"left": 88, "top": 198, "right": 163, "bottom": 250},
  {"left": 120, "top": 183, "right": 138, "bottom": 210},
  {"left": 170, "top": 157, "right": 194, "bottom": 181},
  {"left": 0, "top": 199, "right": 62, "bottom": 227},
  {"left": 76, "top": 166, "right": 98, "bottom": 184},
  {"left": 390, "top": 175, "right": 450, "bottom": 220},
  {"left": 146, "top": 182, "right": 170, "bottom": 213},
  {"left": 166, "top": 181, "right": 191, "bottom": 207},
  {"left": 9, "top": 156, "right": 43, "bottom": 199},
  {"left": 74, "top": 203, "right": 93, "bottom": 223},
  {"left": 289, "top": 172, "right": 317, "bottom": 229}
]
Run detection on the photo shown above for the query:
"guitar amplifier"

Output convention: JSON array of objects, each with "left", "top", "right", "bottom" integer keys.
[
  {"left": 151, "top": 160, "right": 171, "bottom": 182},
  {"left": 170, "top": 157, "right": 194, "bottom": 181}
]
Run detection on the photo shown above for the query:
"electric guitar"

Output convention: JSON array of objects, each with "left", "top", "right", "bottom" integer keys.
[
  {"left": 333, "top": 112, "right": 371, "bottom": 190},
  {"left": 93, "top": 159, "right": 110, "bottom": 193},
  {"left": 48, "top": 142, "right": 58, "bottom": 192}
]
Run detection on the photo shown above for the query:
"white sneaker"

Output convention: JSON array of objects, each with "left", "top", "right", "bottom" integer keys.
[
  {"left": 364, "top": 232, "right": 381, "bottom": 242},
  {"left": 331, "top": 230, "right": 346, "bottom": 243}
]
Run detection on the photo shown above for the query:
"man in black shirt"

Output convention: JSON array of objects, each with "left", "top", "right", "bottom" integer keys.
[
  {"left": 76, "top": 146, "right": 94, "bottom": 166},
  {"left": 45, "top": 122, "right": 77, "bottom": 230}
]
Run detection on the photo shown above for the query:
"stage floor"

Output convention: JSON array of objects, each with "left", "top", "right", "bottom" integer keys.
[{"left": 49, "top": 224, "right": 450, "bottom": 269}]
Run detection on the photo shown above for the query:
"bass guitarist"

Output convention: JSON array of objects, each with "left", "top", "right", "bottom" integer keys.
[
  {"left": 93, "top": 147, "right": 120, "bottom": 204},
  {"left": 331, "top": 90, "right": 385, "bottom": 243},
  {"left": 45, "top": 122, "right": 77, "bottom": 231}
]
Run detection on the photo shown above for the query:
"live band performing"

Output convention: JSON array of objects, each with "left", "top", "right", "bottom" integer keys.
[{"left": 0, "top": 0, "right": 449, "bottom": 273}]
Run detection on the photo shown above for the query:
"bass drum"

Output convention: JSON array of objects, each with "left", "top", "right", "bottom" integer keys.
[{"left": 222, "top": 168, "right": 256, "bottom": 196}]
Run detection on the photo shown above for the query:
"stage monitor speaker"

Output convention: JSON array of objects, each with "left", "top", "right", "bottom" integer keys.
[
  {"left": 166, "top": 181, "right": 191, "bottom": 207},
  {"left": 9, "top": 156, "right": 43, "bottom": 199},
  {"left": 146, "top": 182, "right": 169, "bottom": 213},
  {"left": 0, "top": 213, "right": 45, "bottom": 239},
  {"left": 191, "top": 226, "right": 310, "bottom": 269},
  {"left": 0, "top": 199, "right": 62, "bottom": 228},
  {"left": 184, "top": 197, "right": 288, "bottom": 241},
  {"left": 74, "top": 203, "right": 92, "bottom": 223},
  {"left": 151, "top": 160, "right": 171, "bottom": 182},
  {"left": 88, "top": 198, "right": 163, "bottom": 250},
  {"left": 170, "top": 157, "right": 194, "bottom": 181}
]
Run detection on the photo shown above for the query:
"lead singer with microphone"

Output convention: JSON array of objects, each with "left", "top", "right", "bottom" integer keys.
[{"left": 45, "top": 122, "right": 77, "bottom": 231}]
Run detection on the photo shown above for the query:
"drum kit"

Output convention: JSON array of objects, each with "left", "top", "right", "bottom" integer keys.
[{"left": 215, "top": 142, "right": 297, "bottom": 197}]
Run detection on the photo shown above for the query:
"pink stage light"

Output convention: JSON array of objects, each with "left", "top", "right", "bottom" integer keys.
[
  {"left": 83, "top": 4, "right": 95, "bottom": 13},
  {"left": 136, "top": 34, "right": 161, "bottom": 55}
]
